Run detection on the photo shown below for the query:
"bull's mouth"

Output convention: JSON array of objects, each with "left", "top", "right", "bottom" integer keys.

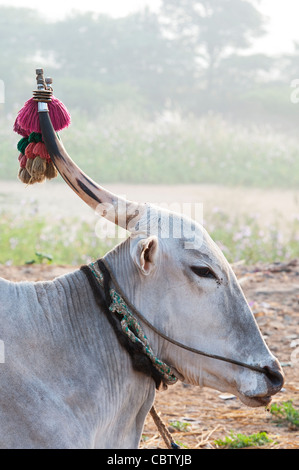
[
  {"left": 238, "top": 393, "right": 272, "bottom": 408},
  {"left": 236, "top": 363, "right": 284, "bottom": 408}
]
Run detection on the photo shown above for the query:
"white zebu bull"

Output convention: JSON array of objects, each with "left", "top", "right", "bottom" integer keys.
[{"left": 0, "top": 93, "right": 284, "bottom": 449}]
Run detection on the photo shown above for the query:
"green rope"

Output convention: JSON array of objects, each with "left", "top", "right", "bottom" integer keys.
[{"left": 89, "top": 262, "right": 178, "bottom": 385}]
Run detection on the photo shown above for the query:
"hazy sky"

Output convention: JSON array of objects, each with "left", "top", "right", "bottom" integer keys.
[{"left": 0, "top": 0, "right": 298, "bottom": 55}]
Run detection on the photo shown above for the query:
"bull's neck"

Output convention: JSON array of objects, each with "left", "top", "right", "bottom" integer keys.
[
  {"left": 102, "top": 239, "right": 166, "bottom": 362},
  {"left": 103, "top": 238, "right": 139, "bottom": 300},
  {"left": 31, "top": 264, "right": 154, "bottom": 448}
]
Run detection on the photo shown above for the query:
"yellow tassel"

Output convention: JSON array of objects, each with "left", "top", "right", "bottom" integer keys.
[
  {"left": 25, "top": 158, "right": 34, "bottom": 175},
  {"left": 45, "top": 161, "right": 58, "bottom": 180},
  {"left": 18, "top": 168, "right": 32, "bottom": 184},
  {"left": 30, "top": 156, "right": 46, "bottom": 182}
]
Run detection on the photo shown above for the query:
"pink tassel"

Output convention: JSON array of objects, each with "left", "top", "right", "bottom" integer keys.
[
  {"left": 14, "top": 95, "right": 71, "bottom": 134},
  {"left": 13, "top": 120, "right": 29, "bottom": 137},
  {"left": 33, "top": 142, "right": 51, "bottom": 162},
  {"left": 25, "top": 142, "right": 36, "bottom": 159},
  {"left": 48, "top": 97, "right": 71, "bottom": 132}
]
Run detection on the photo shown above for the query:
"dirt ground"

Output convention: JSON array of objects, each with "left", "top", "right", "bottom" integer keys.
[{"left": 0, "top": 260, "right": 298, "bottom": 450}]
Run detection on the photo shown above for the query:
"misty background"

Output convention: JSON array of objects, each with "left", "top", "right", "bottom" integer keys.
[
  {"left": 0, "top": 0, "right": 299, "bottom": 185},
  {"left": 0, "top": 0, "right": 299, "bottom": 265}
]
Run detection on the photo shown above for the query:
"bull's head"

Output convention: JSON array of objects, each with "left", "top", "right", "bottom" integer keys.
[{"left": 38, "top": 84, "right": 284, "bottom": 408}]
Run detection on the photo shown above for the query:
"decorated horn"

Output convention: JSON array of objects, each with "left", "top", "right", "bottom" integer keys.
[{"left": 35, "top": 69, "right": 144, "bottom": 230}]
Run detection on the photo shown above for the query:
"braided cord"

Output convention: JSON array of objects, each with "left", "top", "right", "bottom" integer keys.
[{"left": 89, "top": 262, "right": 177, "bottom": 385}]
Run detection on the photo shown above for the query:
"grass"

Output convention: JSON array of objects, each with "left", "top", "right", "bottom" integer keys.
[
  {"left": 0, "top": 206, "right": 298, "bottom": 266},
  {"left": 205, "top": 210, "right": 299, "bottom": 264},
  {"left": 169, "top": 420, "right": 190, "bottom": 432},
  {"left": 0, "top": 212, "right": 116, "bottom": 265},
  {"left": 269, "top": 401, "right": 299, "bottom": 429},
  {"left": 214, "top": 431, "right": 273, "bottom": 449},
  {"left": 2, "top": 110, "right": 299, "bottom": 188}
]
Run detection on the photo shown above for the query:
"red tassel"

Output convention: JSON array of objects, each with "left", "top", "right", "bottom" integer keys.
[
  {"left": 14, "top": 96, "right": 71, "bottom": 134},
  {"left": 25, "top": 142, "right": 36, "bottom": 159},
  {"left": 33, "top": 142, "right": 51, "bottom": 162},
  {"left": 18, "top": 153, "right": 27, "bottom": 169}
]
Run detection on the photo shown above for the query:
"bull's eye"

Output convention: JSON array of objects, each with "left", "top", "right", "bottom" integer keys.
[{"left": 191, "top": 266, "right": 216, "bottom": 279}]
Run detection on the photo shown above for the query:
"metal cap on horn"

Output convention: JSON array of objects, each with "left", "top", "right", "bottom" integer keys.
[{"left": 36, "top": 70, "right": 144, "bottom": 231}]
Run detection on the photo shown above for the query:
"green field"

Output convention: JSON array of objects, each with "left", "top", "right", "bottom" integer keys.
[
  {"left": 0, "top": 194, "right": 298, "bottom": 266},
  {"left": 2, "top": 111, "right": 299, "bottom": 188},
  {"left": 1, "top": 111, "right": 298, "bottom": 266}
]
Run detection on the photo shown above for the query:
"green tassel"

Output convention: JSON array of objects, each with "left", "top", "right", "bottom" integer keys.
[
  {"left": 17, "top": 137, "right": 29, "bottom": 155},
  {"left": 28, "top": 132, "right": 43, "bottom": 143}
]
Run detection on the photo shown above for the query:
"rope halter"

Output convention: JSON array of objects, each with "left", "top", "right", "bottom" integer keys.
[{"left": 89, "top": 261, "right": 178, "bottom": 386}]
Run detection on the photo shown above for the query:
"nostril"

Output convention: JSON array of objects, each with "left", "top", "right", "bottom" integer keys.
[{"left": 263, "top": 365, "right": 284, "bottom": 390}]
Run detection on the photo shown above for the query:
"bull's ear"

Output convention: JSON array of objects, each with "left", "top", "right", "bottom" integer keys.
[{"left": 131, "top": 235, "right": 159, "bottom": 275}]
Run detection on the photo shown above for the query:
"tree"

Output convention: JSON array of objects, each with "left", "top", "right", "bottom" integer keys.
[
  {"left": 40, "top": 9, "right": 195, "bottom": 113},
  {"left": 161, "top": 0, "right": 266, "bottom": 97},
  {"left": 0, "top": 6, "right": 46, "bottom": 111}
]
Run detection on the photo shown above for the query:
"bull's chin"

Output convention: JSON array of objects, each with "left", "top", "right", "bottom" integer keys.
[{"left": 238, "top": 393, "right": 272, "bottom": 408}]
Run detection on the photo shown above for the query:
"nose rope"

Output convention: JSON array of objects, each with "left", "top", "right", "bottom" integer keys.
[{"left": 97, "top": 258, "right": 268, "bottom": 377}]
